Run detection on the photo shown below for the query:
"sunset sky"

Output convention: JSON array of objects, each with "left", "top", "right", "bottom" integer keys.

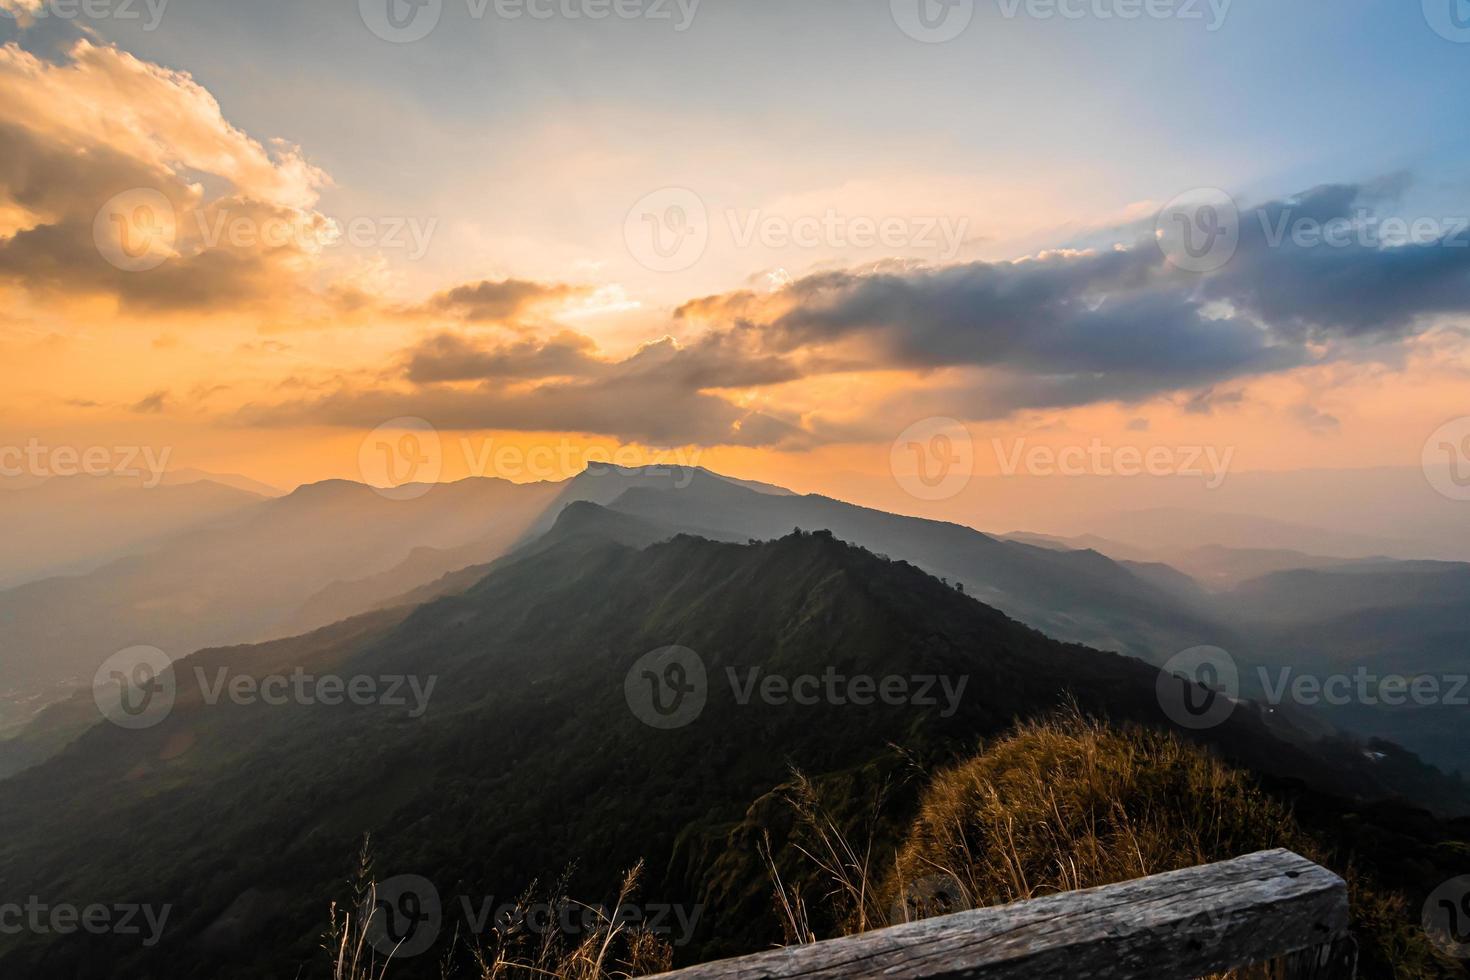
[{"left": 2, "top": 0, "right": 1469, "bottom": 527}]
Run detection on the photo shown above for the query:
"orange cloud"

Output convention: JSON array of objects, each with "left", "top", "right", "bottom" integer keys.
[
  {"left": 0, "top": 40, "right": 324, "bottom": 209},
  {"left": 415, "top": 278, "right": 593, "bottom": 324},
  {"left": 0, "top": 40, "right": 342, "bottom": 316}
]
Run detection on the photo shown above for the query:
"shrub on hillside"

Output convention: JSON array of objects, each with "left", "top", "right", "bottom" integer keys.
[{"left": 877, "top": 710, "right": 1458, "bottom": 978}]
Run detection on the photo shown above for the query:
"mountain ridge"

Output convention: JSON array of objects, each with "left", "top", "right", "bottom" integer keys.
[{"left": 1, "top": 521, "right": 1465, "bottom": 977}]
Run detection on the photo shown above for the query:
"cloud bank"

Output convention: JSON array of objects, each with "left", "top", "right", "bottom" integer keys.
[{"left": 3, "top": 37, "right": 1467, "bottom": 448}]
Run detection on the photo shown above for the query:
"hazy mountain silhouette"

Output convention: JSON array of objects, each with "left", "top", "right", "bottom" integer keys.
[
  {"left": 0, "top": 477, "right": 558, "bottom": 696},
  {"left": 563, "top": 466, "right": 1239, "bottom": 663},
  {"left": 0, "top": 475, "right": 265, "bottom": 588},
  {"left": 1216, "top": 560, "right": 1470, "bottom": 773},
  {"left": 1078, "top": 506, "right": 1406, "bottom": 558},
  {"left": 5, "top": 463, "right": 1468, "bottom": 786},
  {"left": 998, "top": 533, "right": 1375, "bottom": 590},
  {"left": 0, "top": 515, "right": 1462, "bottom": 978}
]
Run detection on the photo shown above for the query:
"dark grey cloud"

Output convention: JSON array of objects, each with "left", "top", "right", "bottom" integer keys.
[
  {"left": 0, "top": 122, "right": 249, "bottom": 310},
  {"left": 1180, "top": 386, "right": 1246, "bottom": 416},
  {"left": 241, "top": 328, "right": 810, "bottom": 448},
  {"left": 244, "top": 176, "right": 1470, "bottom": 447},
  {"left": 238, "top": 379, "right": 805, "bottom": 449},
  {"left": 131, "top": 390, "right": 170, "bottom": 413},
  {"left": 406, "top": 331, "right": 605, "bottom": 383},
  {"left": 1203, "top": 183, "right": 1470, "bottom": 339},
  {"left": 418, "top": 278, "right": 588, "bottom": 322},
  {"left": 679, "top": 250, "right": 1296, "bottom": 414},
  {"left": 1290, "top": 403, "right": 1342, "bottom": 434},
  {"left": 404, "top": 327, "right": 804, "bottom": 390},
  {"left": 672, "top": 177, "right": 1470, "bottom": 420},
  {"left": 0, "top": 120, "right": 337, "bottom": 315}
]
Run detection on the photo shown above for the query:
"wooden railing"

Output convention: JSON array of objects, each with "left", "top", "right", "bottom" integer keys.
[{"left": 652, "top": 849, "right": 1356, "bottom": 979}]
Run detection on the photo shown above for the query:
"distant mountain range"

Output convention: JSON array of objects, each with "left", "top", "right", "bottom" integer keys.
[
  {"left": 858, "top": 464, "right": 1470, "bottom": 562},
  {"left": 999, "top": 532, "right": 1370, "bottom": 586},
  {"left": 2, "top": 463, "right": 1467, "bottom": 776},
  {"left": 0, "top": 474, "right": 266, "bottom": 588},
  {"left": 0, "top": 509, "right": 1463, "bottom": 978},
  {"left": 0, "top": 464, "right": 1223, "bottom": 699},
  {"left": 1064, "top": 506, "right": 1410, "bottom": 559},
  {"left": 0, "top": 476, "right": 559, "bottom": 693}
]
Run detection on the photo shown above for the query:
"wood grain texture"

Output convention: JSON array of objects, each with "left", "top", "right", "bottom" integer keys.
[
  {"left": 1260, "top": 936, "right": 1358, "bottom": 979},
  {"left": 652, "top": 849, "right": 1353, "bottom": 980}
]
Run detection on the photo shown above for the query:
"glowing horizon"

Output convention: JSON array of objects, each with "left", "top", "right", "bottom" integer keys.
[{"left": 3, "top": 0, "right": 1469, "bottom": 535}]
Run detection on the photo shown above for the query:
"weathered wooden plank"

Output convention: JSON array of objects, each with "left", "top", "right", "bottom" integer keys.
[
  {"left": 652, "top": 850, "right": 1351, "bottom": 980},
  {"left": 1258, "top": 935, "right": 1358, "bottom": 979}
]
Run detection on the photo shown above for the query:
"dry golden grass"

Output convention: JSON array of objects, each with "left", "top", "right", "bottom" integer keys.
[
  {"left": 885, "top": 709, "right": 1303, "bottom": 909},
  {"left": 325, "top": 711, "right": 1461, "bottom": 978},
  {"left": 463, "top": 863, "right": 673, "bottom": 980},
  {"left": 325, "top": 838, "right": 672, "bottom": 980},
  {"left": 768, "top": 708, "right": 1461, "bottom": 979}
]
